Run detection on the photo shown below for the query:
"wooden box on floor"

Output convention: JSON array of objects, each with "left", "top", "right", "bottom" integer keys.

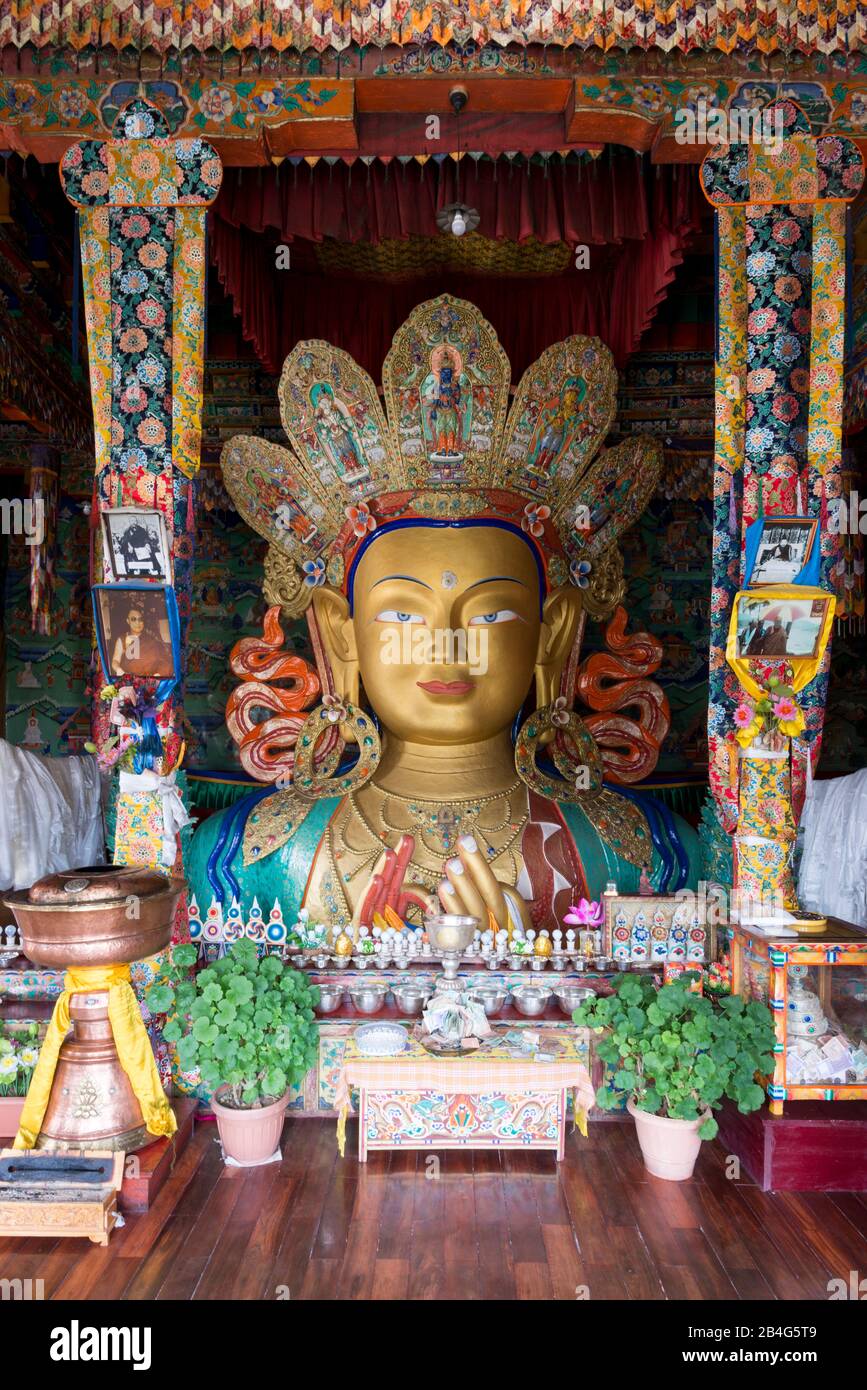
[{"left": 0, "top": 1149, "right": 124, "bottom": 1246}]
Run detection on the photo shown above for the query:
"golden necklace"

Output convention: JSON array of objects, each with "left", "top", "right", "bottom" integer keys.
[{"left": 330, "top": 781, "right": 529, "bottom": 897}]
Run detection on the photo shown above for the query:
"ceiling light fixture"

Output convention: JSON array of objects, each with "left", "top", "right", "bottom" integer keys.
[{"left": 435, "top": 87, "right": 479, "bottom": 239}]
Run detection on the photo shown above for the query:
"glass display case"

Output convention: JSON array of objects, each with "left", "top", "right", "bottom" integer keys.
[{"left": 731, "top": 921, "right": 867, "bottom": 1116}]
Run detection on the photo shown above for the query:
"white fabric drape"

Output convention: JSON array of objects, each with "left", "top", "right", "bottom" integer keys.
[
  {"left": 798, "top": 769, "right": 867, "bottom": 928},
  {"left": 0, "top": 739, "right": 104, "bottom": 890}
]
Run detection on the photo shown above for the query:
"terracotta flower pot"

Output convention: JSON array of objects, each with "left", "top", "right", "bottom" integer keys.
[
  {"left": 0, "top": 1094, "right": 26, "bottom": 1138},
  {"left": 627, "top": 1098, "right": 711, "bottom": 1181},
  {"left": 210, "top": 1086, "right": 290, "bottom": 1166}
]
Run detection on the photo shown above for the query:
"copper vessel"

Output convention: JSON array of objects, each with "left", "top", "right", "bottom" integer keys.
[{"left": 3, "top": 866, "right": 184, "bottom": 1152}]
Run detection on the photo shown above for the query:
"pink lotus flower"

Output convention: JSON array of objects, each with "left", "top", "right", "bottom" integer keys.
[
  {"left": 564, "top": 898, "right": 603, "bottom": 928},
  {"left": 772, "top": 695, "right": 798, "bottom": 721},
  {"left": 733, "top": 703, "right": 756, "bottom": 730}
]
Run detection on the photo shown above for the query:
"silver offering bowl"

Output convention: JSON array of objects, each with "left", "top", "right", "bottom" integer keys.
[
  {"left": 425, "top": 914, "right": 478, "bottom": 993},
  {"left": 512, "top": 984, "right": 552, "bottom": 1017},
  {"left": 508, "top": 953, "right": 529, "bottom": 971},
  {"left": 331, "top": 953, "right": 352, "bottom": 970},
  {"left": 392, "top": 983, "right": 433, "bottom": 1016},
  {"left": 349, "top": 982, "right": 387, "bottom": 1015},
  {"left": 553, "top": 984, "right": 595, "bottom": 1016},
  {"left": 315, "top": 983, "right": 345, "bottom": 1014},
  {"left": 470, "top": 985, "right": 508, "bottom": 1017}
]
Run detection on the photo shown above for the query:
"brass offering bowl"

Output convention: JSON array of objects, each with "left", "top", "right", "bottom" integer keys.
[
  {"left": 3, "top": 866, "right": 184, "bottom": 1152},
  {"left": 790, "top": 911, "right": 828, "bottom": 935}
]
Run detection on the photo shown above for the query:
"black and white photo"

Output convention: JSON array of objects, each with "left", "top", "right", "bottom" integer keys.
[
  {"left": 748, "top": 518, "right": 817, "bottom": 587},
  {"left": 101, "top": 507, "right": 171, "bottom": 582}
]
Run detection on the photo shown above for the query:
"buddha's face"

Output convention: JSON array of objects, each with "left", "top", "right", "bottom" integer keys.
[{"left": 348, "top": 525, "right": 545, "bottom": 745}]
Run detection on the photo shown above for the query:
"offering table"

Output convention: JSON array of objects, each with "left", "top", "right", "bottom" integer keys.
[{"left": 335, "top": 1029, "right": 594, "bottom": 1162}]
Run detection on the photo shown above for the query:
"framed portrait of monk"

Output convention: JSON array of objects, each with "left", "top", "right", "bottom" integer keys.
[
  {"left": 101, "top": 506, "right": 171, "bottom": 583},
  {"left": 92, "top": 584, "right": 180, "bottom": 681},
  {"left": 744, "top": 516, "right": 819, "bottom": 589},
  {"left": 731, "top": 591, "right": 834, "bottom": 662}
]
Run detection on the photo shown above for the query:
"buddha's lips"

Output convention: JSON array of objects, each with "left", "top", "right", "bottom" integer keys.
[{"left": 417, "top": 679, "right": 474, "bottom": 696}]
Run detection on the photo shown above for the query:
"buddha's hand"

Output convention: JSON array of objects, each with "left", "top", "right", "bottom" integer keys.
[
  {"left": 352, "top": 835, "right": 438, "bottom": 929},
  {"left": 438, "top": 835, "right": 533, "bottom": 934}
]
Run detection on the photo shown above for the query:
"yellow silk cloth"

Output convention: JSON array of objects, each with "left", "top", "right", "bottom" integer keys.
[{"left": 13, "top": 964, "right": 176, "bottom": 1150}]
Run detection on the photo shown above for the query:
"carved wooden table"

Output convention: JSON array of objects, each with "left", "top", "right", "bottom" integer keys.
[{"left": 335, "top": 1028, "right": 594, "bottom": 1162}]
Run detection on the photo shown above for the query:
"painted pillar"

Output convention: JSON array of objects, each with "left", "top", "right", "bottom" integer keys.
[
  {"left": 59, "top": 99, "right": 221, "bottom": 942},
  {"left": 704, "top": 101, "right": 864, "bottom": 910}
]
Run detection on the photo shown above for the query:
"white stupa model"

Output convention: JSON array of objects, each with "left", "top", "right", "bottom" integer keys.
[{"left": 786, "top": 965, "right": 829, "bottom": 1038}]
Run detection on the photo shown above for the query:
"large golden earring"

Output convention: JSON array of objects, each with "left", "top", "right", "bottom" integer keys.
[
  {"left": 292, "top": 696, "right": 381, "bottom": 799},
  {"left": 514, "top": 697, "right": 604, "bottom": 803},
  {"left": 515, "top": 697, "right": 654, "bottom": 868}
]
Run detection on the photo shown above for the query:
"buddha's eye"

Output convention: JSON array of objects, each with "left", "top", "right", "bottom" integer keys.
[
  {"left": 468, "top": 609, "right": 520, "bottom": 625},
  {"left": 375, "top": 610, "right": 425, "bottom": 624}
]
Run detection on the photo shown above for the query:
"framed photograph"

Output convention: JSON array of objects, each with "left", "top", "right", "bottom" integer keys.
[
  {"left": 745, "top": 516, "right": 818, "bottom": 588},
  {"left": 101, "top": 507, "right": 171, "bottom": 583},
  {"left": 733, "top": 592, "right": 833, "bottom": 661},
  {"left": 92, "top": 584, "right": 180, "bottom": 681}
]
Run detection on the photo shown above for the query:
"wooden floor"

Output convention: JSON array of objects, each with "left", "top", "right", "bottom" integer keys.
[{"left": 3, "top": 1116, "right": 867, "bottom": 1300}]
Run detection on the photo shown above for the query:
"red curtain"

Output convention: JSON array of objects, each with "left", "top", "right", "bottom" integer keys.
[{"left": 210, "top": 157, "right": 705, "bottom": 377}]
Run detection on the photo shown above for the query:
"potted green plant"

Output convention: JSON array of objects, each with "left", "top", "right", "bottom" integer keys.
[
  {"left": 0, "top": 1022, "right": 41, "bottom": 1135},
  {"left": 574, "top": 972, "right": 775, "bottom": 1180},
  {"left": 147, "top": 939, "right": 320, "bottom": 1165}
]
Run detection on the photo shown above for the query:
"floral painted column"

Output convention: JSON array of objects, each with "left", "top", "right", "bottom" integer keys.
[
  {"left": 703, "top": 102, "right": 864, "bottom": 912},
  {"left": 60, "top": 100, "right": 221, "bottom": 955}
]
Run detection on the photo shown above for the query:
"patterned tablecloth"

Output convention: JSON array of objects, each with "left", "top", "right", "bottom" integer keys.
[{"left": 335, "top": 1027, "right": 595, "bottom": 1156}]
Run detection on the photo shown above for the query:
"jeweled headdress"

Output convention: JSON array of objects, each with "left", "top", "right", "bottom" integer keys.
[{"left": 222, "top": 295, "right": 661, "bottom": 617}]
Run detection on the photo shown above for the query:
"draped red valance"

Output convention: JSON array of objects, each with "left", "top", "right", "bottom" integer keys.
[{"left": 210, "top": 157, "right": 705, "bottom": 378}]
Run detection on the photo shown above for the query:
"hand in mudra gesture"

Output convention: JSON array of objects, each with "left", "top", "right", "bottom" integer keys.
[
  {"left": 437, "top": 834, "right": 533, "bottom": 934},
  {"left": 352, "top": 832, "right": 532, "bottom": 934}
]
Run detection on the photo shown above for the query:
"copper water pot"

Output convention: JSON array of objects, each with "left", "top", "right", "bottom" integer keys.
[
  {"left": 32, "top": 990, "right": 151, "bottom": 1152},
  {"left": 3, "top": 866, "right": 182, "bottom": 969},
  {"left": 2, "top": 866, "right": 184, "bottom": 1152}
]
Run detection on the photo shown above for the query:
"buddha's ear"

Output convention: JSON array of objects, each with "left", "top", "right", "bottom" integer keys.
[
  {"left": 534, "top": 584, "right": 582, "bottom": 709},
  {"left": 311, "top": 585, "right": 359, "bottom": 705}
]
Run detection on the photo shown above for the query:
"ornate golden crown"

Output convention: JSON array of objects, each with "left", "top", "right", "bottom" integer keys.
[{"left": 222, "top": 294, "right": 661, "bottom": 617}]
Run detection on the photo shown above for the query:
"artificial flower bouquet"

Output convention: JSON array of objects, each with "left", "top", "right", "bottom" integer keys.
[
  {"left": 0, "top": 1022, "right": 41, "bottom": 1095},
  {"left": 733, "top": 673, "right": 805, "bottom": 749}
]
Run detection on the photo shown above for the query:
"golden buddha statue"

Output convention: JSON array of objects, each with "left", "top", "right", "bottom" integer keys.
[{"left": 188, "top": 296, "right": 700, "bottom": 930}]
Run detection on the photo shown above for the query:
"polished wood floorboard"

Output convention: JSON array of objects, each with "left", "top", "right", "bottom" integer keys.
[{"left": 3, "top": 1117, "right": 867, "bottom": 1301}]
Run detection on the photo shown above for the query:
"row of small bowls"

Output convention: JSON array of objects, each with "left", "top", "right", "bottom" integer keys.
[
  {"left": 315, "top": 980, "right": 595, "bottom": 1018},
  {"left": 316, "top": 981, "right": 433, "bottom": 1016}
]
